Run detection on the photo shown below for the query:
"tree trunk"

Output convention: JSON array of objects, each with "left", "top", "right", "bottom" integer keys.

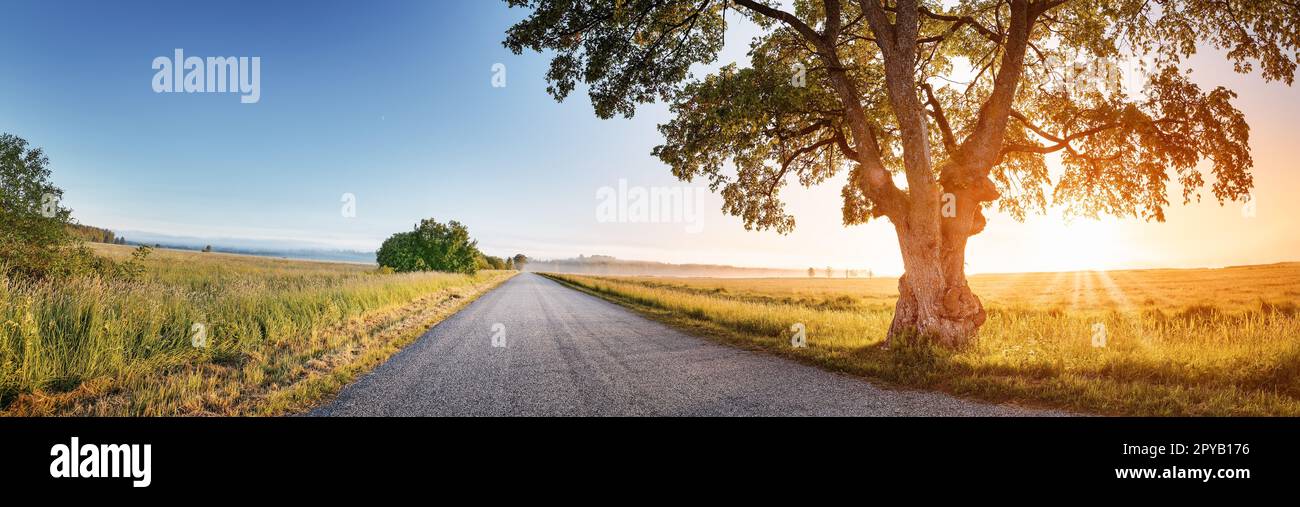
[
  {"left": 885, "top": 185, "right": 991, "bottom": 348},
  {"left": 886, "top": 246, "right": 986, "bottom": 348}
]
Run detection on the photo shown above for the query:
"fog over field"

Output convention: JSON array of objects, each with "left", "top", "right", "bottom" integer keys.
[{"left": 522, "top": 255, "right": 816, "bottom": 278}]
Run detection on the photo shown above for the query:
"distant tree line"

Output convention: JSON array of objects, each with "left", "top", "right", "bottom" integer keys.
[
  {"left": 66, "top": 223, "right": 126, "bottom": 245},
  {"left": 476, "top": 253, "right": 528, "bottom": 271},
  {"left": 809, "top": 267, "right": 874, "bottom": 279},
  {"left": 526, "top": 255, "right": 800, "bottom": 277}
]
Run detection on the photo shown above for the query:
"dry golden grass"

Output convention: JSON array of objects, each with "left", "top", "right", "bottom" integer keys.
[
  {"left": 0, "top": 244, "right": 514, "bottom": 416},
  {"left": 546, "top": 263, "right": 1300, "bottom": 416}
]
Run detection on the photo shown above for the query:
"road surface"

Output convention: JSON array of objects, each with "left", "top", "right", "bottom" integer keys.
[{"left": 311, "top": 273, "right": 1062, "bottom": 416}]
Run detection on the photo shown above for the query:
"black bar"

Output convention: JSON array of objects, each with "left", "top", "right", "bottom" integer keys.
[{"left": 1, "top": 417, "right": 1292, "bottom": 496}]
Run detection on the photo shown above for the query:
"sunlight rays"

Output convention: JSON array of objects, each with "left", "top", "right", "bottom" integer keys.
[
  {"left": 1070, "top": 271, "right": 1083, "bottom": 309},
  {"left": 1095, "top": 270, "right": 1138, "bottom": 313}
]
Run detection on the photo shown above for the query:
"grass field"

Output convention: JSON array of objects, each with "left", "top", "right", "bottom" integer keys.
[
  {"left": 0, "top": 244, "right": 514, "bottom": 416},
  {"left": 545, "top": 264, "right": 1300, "bottom": 416}
]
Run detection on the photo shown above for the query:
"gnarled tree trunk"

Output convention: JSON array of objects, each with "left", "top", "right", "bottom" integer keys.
[
  {"left": 886, "top": 239, "right": 986, "bottom": 348},
  {"left": 885, "top": 177, "right": 997, "bottom": 348},
  {"left": 886, "top": 247, "right": 987, "bottom": 348}
]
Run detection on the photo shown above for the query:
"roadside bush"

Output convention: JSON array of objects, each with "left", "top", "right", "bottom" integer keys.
[{"left": 376, "top": 218, "right": 481, "bottom": 274}]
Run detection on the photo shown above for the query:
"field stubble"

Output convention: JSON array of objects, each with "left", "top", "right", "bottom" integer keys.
[{"left": 546, "top": 264, "right": 1300, "bottom": 416}]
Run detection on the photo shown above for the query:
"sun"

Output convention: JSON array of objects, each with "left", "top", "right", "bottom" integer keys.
[{"left": 1028, "top": 214, "right": 1125, "bottom": 272}]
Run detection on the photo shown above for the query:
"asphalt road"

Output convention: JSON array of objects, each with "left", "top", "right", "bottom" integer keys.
[{"left": 310, "top": 273, "right": 1062, "bottom": 416}]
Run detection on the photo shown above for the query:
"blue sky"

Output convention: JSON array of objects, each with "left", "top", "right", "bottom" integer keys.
[
  {"left": 0, "top": 1, "right": 784, "bottom": 265},
  {"left": 2, "top": 1, "right": 586, "bottom": 250},
  {"left": 2, "top": 1, "right": 1297, "bottom": 273}
]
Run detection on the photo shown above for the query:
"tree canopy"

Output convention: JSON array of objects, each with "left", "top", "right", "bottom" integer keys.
[
  {"left": 505, "top": 0, "right": 1296, "bottom": 231},
  {"left": 504, "top": 0, "right": 1297, "bottom": 345},
  {"left": 511, "top": 254, "right": 529, "bottom": 271},
  {"left": 478, "top": 253, "right": 509, "bottom": 270},
  {"left": 376, "top": 219, "right": 483, "bottom": 274}
]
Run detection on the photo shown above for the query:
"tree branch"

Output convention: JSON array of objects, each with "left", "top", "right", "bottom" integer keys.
[
  {"left": 865, "top": 0, "right": 937, "bottom": 210},
  {"left": 953, "top": 0, "right": 1034, "bottom": 178},
  {"left": 859, "top": 0, "right": 896, "bottom": 53},
  {"left": 824, "top": 0, "right": 843, "bottom": 41},
  {"left": 831, "top": 127, "right": 859, "bottom": 160},
  {"left": 733, "top": 0, "right": 828, "bottom": 53},
  {"left": 923, "top": 83, "right": 958, "bottom": 153},
  {"left": 736, "top": 0, "right": 908, "bottom": 220},
  {"left": 1001, "top": 114, "right": 1184, "bottom": 156},
  {"left": 914, "top": 4, "right": 1004, "bottom": 44},
  {"left": 1008, "top": 109, "right": 1064, "bottom": 144},
  {"left": 767, "top": 137, "right": 837, "bottom": 197}
]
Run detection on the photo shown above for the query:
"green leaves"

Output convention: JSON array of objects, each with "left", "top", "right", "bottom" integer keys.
[
  {"left": 1116, "top": 0, "right": 1300, "bottom": 85},
  {"left": 0, "top": 133, "right": 75, "bottom": 279},
  {"left": 504, "top": 0, "right": 729, "bottom": 119},
  {"left": 652, "top": 31, "right": 867, "bottom": 232},
  {"left": 376, "top": 219, "right": 482, "bottom": 274},
  {"left": 1013, "top": 65, "right": 1254, "bottom": 222},
  {"left": 505, "top": 0, "right": 1294, "bottom": 231}
]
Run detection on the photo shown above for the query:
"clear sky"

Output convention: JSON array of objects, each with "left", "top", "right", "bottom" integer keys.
[{"left": 2, "top": 0, "right": 1296, "bottom": 274}]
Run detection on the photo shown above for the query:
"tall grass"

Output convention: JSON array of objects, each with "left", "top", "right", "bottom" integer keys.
[
  {"left": 0, "top": 244, "right": 513, "bottom": 415},
  {"left": 547, "top": 269, "right": 1300, "bottom": 416}
]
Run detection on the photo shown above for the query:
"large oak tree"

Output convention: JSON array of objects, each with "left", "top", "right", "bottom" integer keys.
[{"left": 503, "top": 0, "right": 1298, "bottom": 346}]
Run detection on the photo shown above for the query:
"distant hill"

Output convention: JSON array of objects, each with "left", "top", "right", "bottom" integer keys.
[
  {"left": 67, "top": 225, "right": 375, "bottom": 264},
  {"left": 525, "top": 255, "right": 808, "bottom": 278},
  {"left": 134, "top": 244, "right": 376, "bottom": 264}
]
